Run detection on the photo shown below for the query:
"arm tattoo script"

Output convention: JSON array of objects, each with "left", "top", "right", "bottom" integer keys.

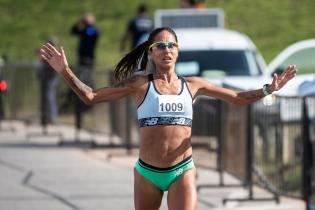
[{"left": 63, "top": 67, "right": 93, "bottom": 101}]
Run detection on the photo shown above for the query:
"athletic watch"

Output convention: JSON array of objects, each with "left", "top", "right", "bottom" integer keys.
[{"left": 262, "top": 84, "right": 272, "bottom": 96}]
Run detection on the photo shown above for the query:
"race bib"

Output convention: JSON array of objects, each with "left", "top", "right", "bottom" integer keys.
[{"left": 158, "top": 95, "right": 185, "bottom": 113}]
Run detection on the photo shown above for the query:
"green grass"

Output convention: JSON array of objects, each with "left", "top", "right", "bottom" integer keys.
[{"left": 1, "top": 0, "right": 315, "bottom": 69}]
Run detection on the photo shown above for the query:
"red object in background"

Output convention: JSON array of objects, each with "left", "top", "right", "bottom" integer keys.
[{"left": 0, "top": 80, "right": 7, "bottom": 92}]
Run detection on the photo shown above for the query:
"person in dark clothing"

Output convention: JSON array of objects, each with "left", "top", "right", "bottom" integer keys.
[
  {"left": 120, "top": 4, "right": 154, "bottom": 51},
  {"left": 36, "top": 37, "right": 59, "bottom": 125},
  {"left": 180, "top": 0, "right": 205, "bottom": 9},
  {"left": 71, "top": 13, "right": 99, "bottom": 67},
  {"left": 71, "top": 13, "right": 99, "bottom": 87},
  {"left": 70, "top": 14, "right": 100, "bottom": 131}
]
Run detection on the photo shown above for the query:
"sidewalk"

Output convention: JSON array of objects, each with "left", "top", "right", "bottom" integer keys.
[{"left": 0, "top": 120, "right": 306, "bottom": 210}]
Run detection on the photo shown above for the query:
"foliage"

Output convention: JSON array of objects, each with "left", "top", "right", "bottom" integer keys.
[{"left": 1, "top": 0, "right": 315, "bottom": 69}]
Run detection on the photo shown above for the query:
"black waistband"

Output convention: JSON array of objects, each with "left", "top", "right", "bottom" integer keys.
[{"left": 138, "top": 155, "right": 193, "bottom": 172}]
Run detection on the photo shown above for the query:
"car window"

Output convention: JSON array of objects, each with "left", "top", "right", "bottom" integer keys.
[
  {"left": 277, "top": 47, "right": 315, "bottom": 75},
  {"left": 176, "top": 50, "right": 262, "bottom": 77}
]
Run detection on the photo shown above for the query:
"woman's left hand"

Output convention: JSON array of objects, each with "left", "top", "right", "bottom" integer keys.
[{"left": 268, "top": 65, "right": 297, "bottom": 92}]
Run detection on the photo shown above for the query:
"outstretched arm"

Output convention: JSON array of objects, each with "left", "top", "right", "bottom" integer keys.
[
  {"left": 235, "top": 65, "right": 297, "bottom": 104},
  {"left": 40, "top": 43, "right": 135, "bottom": 105},
  {"left": 190, "top": 65, "right": 297, "bottom": 105}
]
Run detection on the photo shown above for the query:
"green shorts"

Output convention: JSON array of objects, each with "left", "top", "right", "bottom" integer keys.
[{"left": 135, "top": 155, "right": 194, "bottom": 191}]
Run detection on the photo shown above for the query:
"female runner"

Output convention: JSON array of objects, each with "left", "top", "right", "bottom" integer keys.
[{"left": 40, "top": 27, "right": 297, "bottom": 210}]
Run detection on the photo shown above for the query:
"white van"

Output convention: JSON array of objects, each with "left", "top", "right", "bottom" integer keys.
[{"left": 175, "top": 28, "right": 267, "bottom": 83}]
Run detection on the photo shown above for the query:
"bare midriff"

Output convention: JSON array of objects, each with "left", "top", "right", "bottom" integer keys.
[{"left": 139, "top": 125, "right": 193, "bottom": 168}]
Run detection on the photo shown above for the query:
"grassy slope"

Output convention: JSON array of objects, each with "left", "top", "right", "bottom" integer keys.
[{"left": 0, "top": 0, "right": 315, "bottom": 68}]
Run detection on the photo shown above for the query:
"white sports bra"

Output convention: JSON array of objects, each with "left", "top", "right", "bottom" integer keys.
[{"left": 137, "top": 74, "right": 193, "bottom": 127}]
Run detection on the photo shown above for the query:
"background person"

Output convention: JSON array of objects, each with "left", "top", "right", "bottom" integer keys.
[
  {"left": 70, "top": 13, "right": 100, "bottom": 130},
  {"left": 180, "top": 0, "right": 205, "bottom": 9},
  {"left": 70, "top": 12, "right": 99, "bottom": 92},
  {"left": 180, "top": 0, "right": 196, "bottom": 8},
  {"left": 35, "top": 37, "right": 59, "bottom": 125},
  {"left": 120, "top": 4, "right": 154, "bottom": 51},
  {"left": 71, "top": 13, "right": 100, "bottom": 68},
  {"left": 40, "top": 27, "right": 296, "bottom": 210}
]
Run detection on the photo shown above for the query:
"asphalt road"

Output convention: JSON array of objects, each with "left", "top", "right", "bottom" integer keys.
[{"left": 0, "top": 120, "right": 306, "bottom": 210}]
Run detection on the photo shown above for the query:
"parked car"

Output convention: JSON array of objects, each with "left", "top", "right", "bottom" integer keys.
[
  {"left": 266, "top": 39, "right": 315, "bottom": 96},
  {"left": 175, "top": 27, "right": 267, "bottom": 85}
]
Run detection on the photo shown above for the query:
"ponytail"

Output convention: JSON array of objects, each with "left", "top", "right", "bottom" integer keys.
[{"left": 114, "top": 41, "right": 149, "bottom": 82}]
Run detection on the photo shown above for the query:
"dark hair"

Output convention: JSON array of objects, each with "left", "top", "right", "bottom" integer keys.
[
  {"left": 189, "top": 0, "right": 196, "bottom": 5},
  {"left": 114, "top": 27, "right": 178, "bottom": 82},
  {"left": 138, "top": 4, "right": 147, "bottom": 14}
]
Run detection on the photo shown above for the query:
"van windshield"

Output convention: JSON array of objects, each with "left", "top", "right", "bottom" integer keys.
[{"left": 176, "top": 50, "right": 263, "bottom": 77}]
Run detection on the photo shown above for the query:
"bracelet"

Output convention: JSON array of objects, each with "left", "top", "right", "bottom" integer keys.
[{"left": 262, "top": 84, "right": 272, "bottom": 96}]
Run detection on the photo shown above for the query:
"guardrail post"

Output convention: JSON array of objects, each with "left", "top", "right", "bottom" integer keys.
[
  {"left": 302, "top": 97, "right": 313, "bottom": 210},
  {"left": 246, "top": 104, "right": 253, "bottom": 198}
]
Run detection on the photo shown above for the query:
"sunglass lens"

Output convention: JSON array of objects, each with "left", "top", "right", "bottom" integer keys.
[
  {"left": 168, "top": 42, "right": 175, "bottom": 48},
  {"left": 156, "top": 43, "right": 167, "bottom": 49}
]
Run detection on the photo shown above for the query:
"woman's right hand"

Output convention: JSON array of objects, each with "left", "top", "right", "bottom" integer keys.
[{"left": 40, "top": 43, "right": 69, "bottom": 73}]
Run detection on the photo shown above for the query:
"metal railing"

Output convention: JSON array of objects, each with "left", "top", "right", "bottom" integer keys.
[
  {"left": 1, "top": 63, "right": 313, "bottom": 208},
  {"left": 196, "top": 95, "right": 314, "bottom": 208},
  {"left": 1, "top": 63, "right": 122, "bottom": 145}
]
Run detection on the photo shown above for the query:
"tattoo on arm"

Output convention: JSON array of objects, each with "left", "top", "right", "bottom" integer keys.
[{"left": 63, "top": 68, "right": 93, "bottom": 101}]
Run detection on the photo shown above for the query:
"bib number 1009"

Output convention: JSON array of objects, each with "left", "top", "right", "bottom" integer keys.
[
  {"left": 159, "top": 102, "right": 183, "bottom": 112},
  {"left": 158, "top": 95, "right": 185, "bottom": 113}
]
